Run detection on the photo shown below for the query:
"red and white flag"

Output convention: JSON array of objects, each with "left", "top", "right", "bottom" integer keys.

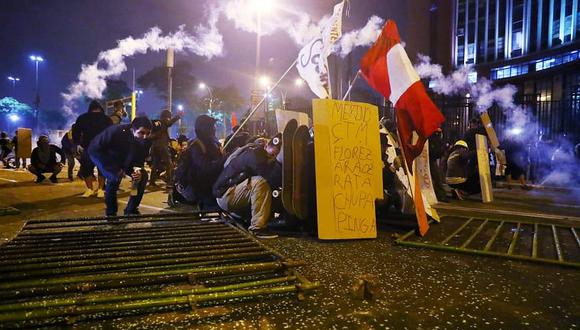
[
  {"left": 360, "top": 20, "right": 444, "bottom": 236},
  {"left": 360, "top": 20, "right": 445, "bottom": 172}
]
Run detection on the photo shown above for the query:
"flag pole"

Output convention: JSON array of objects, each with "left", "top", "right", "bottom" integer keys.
[
  {"left": 224, "top": 59, "right": 299, "bottom": 150},
  {"left": 341, "top": 70, "right": 361, "bottom": 101}
]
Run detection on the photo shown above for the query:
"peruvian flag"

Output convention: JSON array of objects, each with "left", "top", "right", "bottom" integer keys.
[{"left": 360, "top": 20, "right": 445, "bottom": 172}]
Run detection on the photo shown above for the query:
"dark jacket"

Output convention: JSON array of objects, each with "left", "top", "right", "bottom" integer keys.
[
  {"left": 73, "top": 112, "right": 113, "bottom": 148},
  {"left": 213, "top": 144, "right": 282, "bottom": 198},
  {"left": 61, "top": 131, "right": 76, "bottom": 155},
  {"left": 463, "top": 127, "right": 487, "bottom": 151},
  {"left": 177, "top": 138, "right": 225, "bottom": 202},
  {"left": 151, "top": 114, "right": 180, "bottom": 148},
  {"left": 446, "top": 147, "right": 476, "bottom": 184},
  {"left": 88, "top": 124, "right": 150, "bottom": 181},
  {"left": 31, "top": 145, "right": 65, "bottom": 169}
]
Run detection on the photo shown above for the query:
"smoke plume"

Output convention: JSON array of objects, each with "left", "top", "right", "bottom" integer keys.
[
  {"left": 62, "top": 21, "right": 223, "bottom": 116},
  {"left": 62, "top": 0, "right": 383, "bottom": 115}
]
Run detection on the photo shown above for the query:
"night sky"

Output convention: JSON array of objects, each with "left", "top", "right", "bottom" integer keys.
[{"left": 0, "top": 0, "right": 439, "bottom": 125}]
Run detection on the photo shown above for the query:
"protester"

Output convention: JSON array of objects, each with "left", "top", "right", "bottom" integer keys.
[
  {"left": 429, "top": 128, "right": 449, "bottom": 202},
  {"left": 149, "top": 109, "right": 182, "bottom": 188},
  {"left": 73, "top": 100, "right": 113, "bottom": 197},
  {"left": 504, "top": 135, "right": 532, "bottom": 190},
  {"left": 61, "top": 125, "right": 78, "bottom": 181},
  {"left": 109, "top": 100, "right": 128, "bottom": 125},
  {"left": 223, "top": 125, "right": 251, "bottom": 155},
  {"left": 28, "top": 135, "right": 65, "bottom": 183},
  {"left": 463, "top": 117, "right": 487, "bottom": 150},
  {"left": 0, "top": 131, "right": 13, "bottom": 169},
  {"left": 445, "top": 140, "right": 480, "bottom": 200},
  {"left": 173, "top": 115, "right": 225, "bottom": 209},
  {"left": 88, "top": 116, "right": 153, "bottom": 217},
  {"left": 11, "top": 130, "right": 27, "bottom": 169},
  {"left": 213, "top": 134, "right": 282, "bottom": 239}
]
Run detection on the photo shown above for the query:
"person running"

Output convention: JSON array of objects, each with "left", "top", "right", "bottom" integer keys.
[
  {"left": 28, "top": 135, "right": 65, "bottom": 183},
  {"left": 73, "top": 100, "right": 113, "bottom": 198},
  {"left": 88, "top": 116, "right": 153, "bottom": 217}
]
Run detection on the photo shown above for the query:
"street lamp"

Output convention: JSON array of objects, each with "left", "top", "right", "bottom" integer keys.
[
  {"left": 258, "top": 76, "right": 271, "bottom": 89},
  {"left": 177, "top": 104, "right": 184, "bottom": 111},
  {"left": 294, "top": 78, "right": 304, "bottom": 87},
  {"left": 7, "top": 76, "right": 20, "bottom": 95},
  {"left": 29, "top": 55, "right": 44, "bottom": 132}
]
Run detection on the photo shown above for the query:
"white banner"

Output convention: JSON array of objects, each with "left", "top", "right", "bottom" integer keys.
[
  {"left": 296, "top": 1, "right": 344, "bottom": 99},
  {"left": 296, "top": 37, "right": 330, "bottom": 99}
]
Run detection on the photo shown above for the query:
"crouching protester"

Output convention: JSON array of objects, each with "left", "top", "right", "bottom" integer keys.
[
  {"left": 88, "top": 116, "right": 153, "bottom": 217},
  {"left": 28, "top": 135, "right": 65, "bottom": 183},
  {"left": 445, "top": 140, "right": 481, "bottom": 200},
  {"left": 173, "top": 115, "right": 225, "bottom": 210},
  {"left": 213, "top": 134, "right": 282, "bottom": 239}
]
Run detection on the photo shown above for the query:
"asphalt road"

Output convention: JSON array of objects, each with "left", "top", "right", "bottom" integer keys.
[{"left": 0, "top": 168, "right": 578, "bottom": 329}]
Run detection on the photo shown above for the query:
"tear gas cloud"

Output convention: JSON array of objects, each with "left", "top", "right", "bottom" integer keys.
[
  {"left": 416, "top": 55, "right": 580, "bottom": 188},
  {"left": 62, "top": 0, "right": 384, "bottom": 116}
]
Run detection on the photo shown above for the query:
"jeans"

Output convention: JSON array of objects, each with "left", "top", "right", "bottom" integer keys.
[{"left": 105, "top": 170, "right": 148, "bottom": 216}]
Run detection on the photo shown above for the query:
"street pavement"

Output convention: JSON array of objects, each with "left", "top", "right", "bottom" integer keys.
[{"left": 0, "top": 167, "right": 578, "bottom": 329}]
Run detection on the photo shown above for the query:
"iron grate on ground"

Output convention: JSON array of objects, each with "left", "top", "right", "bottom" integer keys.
[
  {"left": 0, "top": 211, "right": 318, "bottom": 327},
  {"left": 396, "top": 216, "right": 580, "bottom": 268}
]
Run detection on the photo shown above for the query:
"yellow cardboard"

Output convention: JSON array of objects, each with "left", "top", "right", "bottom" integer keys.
[
  {"left": 16, "top": 128, "right": 32, "bottom": 158},
  {"left": 476, "top": 134, "right": 493, "bottom": 203},
  {"left": 313, "top": 99, "right": 382, "bottom": 240}
]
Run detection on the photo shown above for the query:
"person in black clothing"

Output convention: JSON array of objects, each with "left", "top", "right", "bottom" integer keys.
[
  {"left": 73, "top": 100, "right": 113, "bottom": 198},
  {"left": 463, "top": 117, "right": 487, "bottom": 150},
  {"left": 61, "top": 125, "right": 78, "bottom": 181},
  {"left": 28, "top": 135, "right": 65, "bottom": 183},
  {"left": 0, "top": 131, "right": 13, "bottom": 169},
  {"left": 429, "top": 128, "right": 449, "bottom": 202},
  {"left": 223, "top": 125, "right": 251, "bottom": 155},
  {"left": 213, "top": 134, "right": 282, "bottom": 239},
  {"left": 174, "top": 115, "right": 225, "bottom": 209},
  {"left": 504, "top": 135, "right": 532, "bottom": 190},
  {"left": 445, "top": 140, "right": 480, "bottom": 200},
  {"left": 88, "top": 116, "right": 153, "bottom": 217},
  {"left": 149, "top": 109, "right": 182, "bottom": 188}
]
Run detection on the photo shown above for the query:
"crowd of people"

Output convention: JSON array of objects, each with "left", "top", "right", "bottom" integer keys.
[{"left": 2, "top": 101, "right": 580, "bottom": 238}]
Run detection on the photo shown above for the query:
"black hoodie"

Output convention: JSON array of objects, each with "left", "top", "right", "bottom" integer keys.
[{"left": 72, "top": 102, "right": 113, "bottom": 148}]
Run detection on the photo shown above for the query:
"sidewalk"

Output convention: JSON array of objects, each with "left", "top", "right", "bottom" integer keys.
[{"left": 435, "top": 185, "right": 580, "bottom": 224}]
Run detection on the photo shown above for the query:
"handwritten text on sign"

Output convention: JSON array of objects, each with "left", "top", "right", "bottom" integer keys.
[{"left": 313, "top": 99, "right": 382, "bottom": 239}]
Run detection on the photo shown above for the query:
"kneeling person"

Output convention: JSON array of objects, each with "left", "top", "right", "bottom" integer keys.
[
  {"left": 213, "top": 135, "right": 282, "bottom": 239},
  {"left": 28, "top": 135, "right": 65, "bottom": 183},
  {"left": 88, "top": 117, "right": 153, "bottom": 217}
]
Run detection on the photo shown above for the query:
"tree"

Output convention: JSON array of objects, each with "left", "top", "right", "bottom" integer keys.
[
  {"left": 208, "top": 84, "right": 246, "bottom": 113},
  {"left": 0, "top": 97, "right": 34, "bottom": 115},
  {"left": 102, "top": 79, "right": 131, "bottom": 101},
  {"left": 137, "top": 61, "right": 199, "bottom": 110}
]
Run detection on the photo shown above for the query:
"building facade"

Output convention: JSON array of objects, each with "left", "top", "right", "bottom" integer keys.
[{"left": 451, "top": 0, "right": 580, "bottom": 139}]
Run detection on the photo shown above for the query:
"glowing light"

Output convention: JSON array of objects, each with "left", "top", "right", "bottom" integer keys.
[
  {"left": 198, "top": 82, "right": 206, "bottom": 90},
  {"left": 465, "top": 93, "right": 471, "bottom": 98},
  {"left": 177, "top": 104, "right": 184, "bottom": 111},
  {"left": 29, "top": 55, "right": 44, "bottom": 62},
  {"left": 248, "top": 0, "right": 275, "bottom": 14},
  {"left": 509, "top": 127, "right": 523, "bottom": 135},
  {"left": 258, "top": 76, "right": 271, "bottom": 88},
  {"left": 9, "top": 114, "right": 20, "bottom": 122},
  {"left": 294, "top": 78, "right": 304, "bottom": 87}
]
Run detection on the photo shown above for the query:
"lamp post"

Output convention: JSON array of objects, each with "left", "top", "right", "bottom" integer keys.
[
  {"left": 198, "top": 83, "right": 214, "bottom": 110},
  {"left": 7, "top": 76, "right": 20, "bottom": 95},
  {"left": 29, "top": 55, "right": 44, "bottom": 132}
]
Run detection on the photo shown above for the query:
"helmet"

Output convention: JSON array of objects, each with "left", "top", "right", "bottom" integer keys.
[{"left": 454, "top": 140, "right": 468, "bottom": 149}]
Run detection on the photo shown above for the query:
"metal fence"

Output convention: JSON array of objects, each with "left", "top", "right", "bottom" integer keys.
[{"left": 429, "top": 93, "right": 580, "bottom": 144}]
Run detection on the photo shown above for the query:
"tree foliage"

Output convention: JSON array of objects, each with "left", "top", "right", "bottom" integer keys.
[{"left": 0, "top": 97, "right": 34, "bottom": 114}]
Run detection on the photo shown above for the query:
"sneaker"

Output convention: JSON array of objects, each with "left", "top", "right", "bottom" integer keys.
[
  {"left": 49, "top": 175, "right": 58, "bottom": 183},
  {"left": 96, "top": 189, "right": 105, "bottom": 198},
  {"left": 82, "top": 189, "right": 96, "bottom": 198},
  {"left": 35, "top": 175, "right": 46, "bottom": 183},
  {"left": 249, "top": 228, "right": 279, "bottom": 239}
]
